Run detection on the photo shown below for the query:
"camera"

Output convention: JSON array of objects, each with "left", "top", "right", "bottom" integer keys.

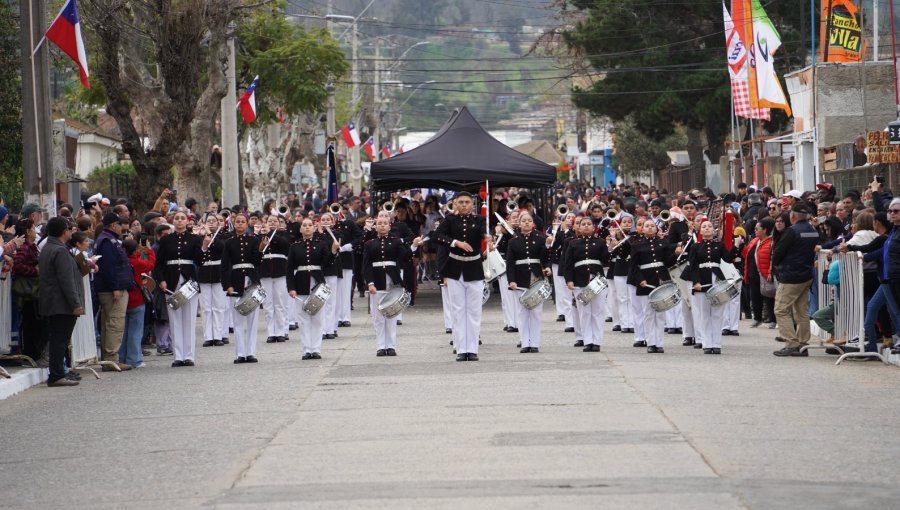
[{"left": 875, "top": 176, "right": 885, "bottom": 184}]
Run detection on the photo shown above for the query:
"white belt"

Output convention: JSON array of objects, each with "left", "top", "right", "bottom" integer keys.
[
  {"left": 263, "top": 253, "right": 287, "bottom": 260},
  {"left": 515, "top": 258, "right": 542, "bottom": 265},
  {"left": 699, "top": 262, "right": 719, "bottom": 269},
  {"left": 232, "top": 263, "right": 254, "bottom": 270},
  {"left": 449, "top": 253, "right": 481, "bottom": 262},
  {"left": 575, "top": 259, "right": 601, "bottom": 268},
  {"left": 167, "top": 259, "right": 194, "bottom": 266},
  {"left": 293, "top": 265, "right": 321, "bottom": 274},
  {"left": 372, "top": 261, "right": 396, "bottom": 268},
  {"left": 201, "top": 260, "right": 221, "bottom": 266},
  {"left": 639, "top": 262, "right": 664, "bottom": 270}
]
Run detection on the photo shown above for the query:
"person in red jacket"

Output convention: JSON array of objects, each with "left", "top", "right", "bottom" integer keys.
[
  {"left": 122, "top": 238, "right": 156, "bottom": 368},
  {"left": 743, "top": 217, "right": 776, "bottom": 329}
]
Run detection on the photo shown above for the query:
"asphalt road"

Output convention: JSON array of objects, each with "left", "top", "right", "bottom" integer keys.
[{"left": 2, "top": 283, "right": 899, "bottom": 509}]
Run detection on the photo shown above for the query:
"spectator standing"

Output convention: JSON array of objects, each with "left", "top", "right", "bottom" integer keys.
[
  {"left": 94, "top": 213, "right": 134, "bottom": 371},
  {"left": 772, "top": 202, "right": 820, "bottom": 357},
  {"left": 744, "top": 218, "right": 776, "bottom": 329},
  {"left": 12, "top": 219, "right": 44, "bottom": 363},
  {"left": 122, "top": 238, "right": 155, "bottom": 368},
  {"left": 39, "top": 217, "right": 85, "bottom": 387}
]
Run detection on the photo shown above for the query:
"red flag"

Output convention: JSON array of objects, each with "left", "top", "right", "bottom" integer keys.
[
  {"left": 362, "top": 137, "right": 375, "bottom": 159},
  {"left": 237, "top": 76, "right": 259, "bottom": 124},
  {"left": 340, "top": 123, "right": 361, "bottom": 148},
  {"left": 381, "top": 145, "right": 392, "bottom": 158},
  {"left": 45, "top": 0, "right": 90, "bottom": 89}
]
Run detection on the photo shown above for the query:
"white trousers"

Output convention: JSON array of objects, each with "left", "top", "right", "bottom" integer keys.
[
  {"left": 607, "top": 276, "right": 620, "bottom": 327},
  {"left": 338, "top": 269, "right": 354, "bottom": 322},
  {"left": 724, "top": 290, "right": 741, "bottom": 331},
  {"left": 370, "top": 291, "right": 399, "bottom": 350},
  {"left": 323, "top": 275, "right": 339, "bottom": 334},
  {"left": 681, "top": 294, "right": 695, "bottom": 339},
  {"left": 697, "top": 277, "right": 726, "bottom": 348},
  {"left": 690, "top": 293, "right": 705, "bottom": 346},
  {"left": 440, "top": 284, "right": 452, "bottom": 329},
  {"left": 169, "top": 278, "right": 199, "bottom": 362},
  {"left": 260, "top": 277, "right": 289, "bottom": 338},
  {"left": 514, "top": 290, "right": 543, "bottom": 348},
  {"left": 447, "top": 277, "right": 484, "bottom": 354},
  {"left": 575, "top": 288, "right": 607, "bottom": 346},
  {"left": 666, "top": 300, "right": 683, "bottom": 328},
  {"left": 231, "top": 297, "right": 260, "bottom": 357},
  {"left": 630, "top": 284, "right": 644, "bottom": 342},
  {"left": 498, "top": 274, "right": 516, "bottom": 328},
  {"left": 635, "top": 295, "right": 665, "bottom": 347},
  {"left": 296, "top": 294, "right": 325, "bottom": 354},
  {"left": 552, "top": 264, "right": 573, "bottom": 327},
  {"left": 199, "top": 283, "right": 228, "bottom": 341},
  {"left": 614, "top": 277, "right": 634, "bottom": 329}
]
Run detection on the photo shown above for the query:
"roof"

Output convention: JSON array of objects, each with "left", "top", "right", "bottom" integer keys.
[{"left": 513, "top": 140, "right": 565, "bottom": 165}]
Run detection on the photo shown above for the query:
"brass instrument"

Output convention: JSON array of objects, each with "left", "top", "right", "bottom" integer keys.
[
  {"left": 506, "top": 201, "right": 518, "bottom": 214},
  {"left": 328, "top": 203, "right": 342, "bottom": 215},
  {"left": 706, "top": 198, "right": 725, "bottom": 242},
  {"left": 556, "top": 204, "right": 569, "bottom": 216},
  {"left": 276, "top": 205, "right": 290, "bottom": 217},
  {"left": 659, "top": 210, "right": 671, "bottom": 222},
  {"left": 382, "top": 202, "right": 395, "bottom": 213},
  {"left": 445, "top": 201, "right": 455, "bottom": 214},
  {"left": 606, "top": 209, "right": 619, "bottom": 221}
]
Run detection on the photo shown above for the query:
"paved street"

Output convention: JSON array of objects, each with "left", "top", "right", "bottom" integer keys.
[{"left": 2, "top": 283, "right": 900, "bottom": 509}]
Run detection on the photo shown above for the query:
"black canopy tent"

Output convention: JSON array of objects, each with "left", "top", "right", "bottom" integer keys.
[{"left": 369, "top": 106, "right": 557, "bottom": 192}]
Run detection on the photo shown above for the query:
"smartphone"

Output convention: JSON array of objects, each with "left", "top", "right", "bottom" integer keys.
[{"left": 875, "top": 176, "right": 885, "bottom": 184}]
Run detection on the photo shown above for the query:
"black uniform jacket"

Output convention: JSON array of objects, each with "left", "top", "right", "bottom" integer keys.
[
  {"left": 432, "top": 213, "right": 486, "bottom": 282},
  {"left": 548, "top": 225, "right": 575, "bottom": 266},
  {"left": 286, "top": 237, "right": 336, "bottom": 295},
  {"left": 312, "top": 230, "right": 342, "bottom": 277},
  {"left": 220, "top": 233, "right": 263, "bottom": 297},
  {"left": 504, "top": 230, "right": 550, "bottom": 288},
  {"left": 563, "top": 235, "right": 610, "bottom": 288},
  {"left": 154, "top": 230, "right": 204, "bottom": 290},
  {"left": 334, "top": 218, "right": 363, "bottom": 269},
  {"left": 362, "top": 235, "right": 411, "bottom": 291},
  {"left": 197, "top": 231, "right": 228, "bottom": 284},
  {"left": 258, "top": 230, "right": 291, "bottom": 279},
  {"left": 683, "top": 239, "right": 734, "bottom": 293},
  {"left": 627, "top": 236, "right": 678, "bottom": 296}
]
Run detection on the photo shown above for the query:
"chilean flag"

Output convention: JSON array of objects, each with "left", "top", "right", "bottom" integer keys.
[
  {"left": 381, "top": 144, "right": 392, "bottom": 159},
  {"left": 340, "top": 122, "right": 361, "bottom": 148},
  {"left": 238, "top": 76, "right": 259, "bottom": 124},
  {"left": 45, "top": 0, "right": 90, "bottom": 89},
  {"left": 362, "top": 137, "right": 375, "bottom": 160}
]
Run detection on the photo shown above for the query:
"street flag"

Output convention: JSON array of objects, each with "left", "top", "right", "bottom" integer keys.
[
  {"left": 398, "top": 145, "right": 405, "bottom": 154},
  {"left": 723, "top": 3, "right": 770, "bottom": 120},
  {"left": 45, "top": 0, "right": 90, "bottom": 89},
  {"left": 381, "top": 145, "right": 392, "bottom": 159},
  {"left": 340, "top": 122, "right": 361, "bottom": 148},
  {"left": 821, "top": 0, "right": 865, "bottom": 62},
  {"left": 362, "top": 137, "right": 375, "bottom": 160},
  {"left": 238, "top": 76, "right": 259, "bottom": 124},
  {"left": 326, "top": 145, "right": 339, "bottom": 205},
  {"left": 749, "top": 0, "right": 792, "bottom": 115}
]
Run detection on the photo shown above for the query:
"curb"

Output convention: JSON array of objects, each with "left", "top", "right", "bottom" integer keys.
[{"left": 0, "top": 367, "right": 48, "bottom": 400}]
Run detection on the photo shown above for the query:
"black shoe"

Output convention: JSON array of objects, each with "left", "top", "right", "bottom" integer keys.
[
  {"left": 479, "top": 339, "right": 482, "bottom": 345},
  {"left": 773, "top": 347, "right": 808, "bottom": 357},
  {"left": 202, "top": 340, "right": 215, "bottom": 347},
  {"left": 65, "top": 370, "right": 82, "bottom": 381},
  {"left": 310, "top": 353, "right": 321, "bottom": 359},
  {"left": 712, "top": 348, "right": 721, "bottom": 354},
  {"left": 633, "top": 340, "right": 647, "bottom": 348},
  {"left": 892, "top": 347, "right": 900, "bottom": 355},
  {"left": 583, "top": 344, "right": 599, "bottom": 352},
  {"left": 664, "top": 328, "right": 670, "bottom": 334},
  {"left": 229, "top": 327, "right": 234, "bottom": 334},
  {"left": 507, "top": 327, "right": 519, "bottom": 333},
  {"left": 703, "top": 348, "right": 713, "bottom": 354},
  {"left": 574, "top": 340, "right": 584, "bottom": 347},
  {"left": 456, "top": 354, "right": 468, "bottom": 362},
  {"left": 449, "top": 340, "right": 454, "bottom": 346},
  {"left": 453, "top": 349, "right": 456, "bottom": 354},
  {"left": 517, "top": 342, "right": 522, "bottom": 348},
  {"left": 446, "top": 328, "right": 452, "bottom": 334},
  {"left": 556, "top": 315, "right": 565, "bottom": 322},
  {"left": 530, "top": 347, "right": 539, "bottom": 353},
  {"left": 721, "top": 329, "right": 732, "bottom": 336},
  {"left": 564, "top": 327, "right": 575, "bottom": 333},
  {"left": 520, "top": 347, "right": 531, "bottom": 353},
  {"left": 376, "top": 349, "right": 387, "bottom": 357},
  {"left": 671, "top": 328, "right": 682, "bottom": 335},
  {"left": 775, "top": 336, "right": 786, "bottom": 342},
  {"left": 183, "top": 359, "right": 195, "bottom": 366},
  {"left": 730, "top": 330, "right": 739, "bottom": 336},
  {"left": 171, "top": 360, "right": 185, "bottom": 367},
  {"left": 337, "top": 321, "right": 346, "bottom": 327},
  {"left": 656, "top": 347, "right": 665, "bottom": 353},
  {"left": 234, "top": 357, "right": 246, "bottom": 364},
  {"left": 289, "top": 324, "right": 298, "bottom": 331},
  {"left": 682, "top": 337, "right": 695, "bottom": 346},
  {"left": 397, "top": 320, "right": 403, "bottom": 326},
  {"left": 694, "top": 343, "right": 703, "bottom": 349},
  {"left": 277, "top": 336, "right": 288, "bottom": 342},
  {"left": 302, "top": 353, "right": 312, "bottom": 360},
  {"left": 266, "top": 337, "right": 277, "bottom": 343},
  {"left": 647, "top": 346, "right": 658, "bottom": 353},
  {"left": 332, "top": 331, "right": 338, "bottom": 338},
  {"left": 47, "top": 377, "right": 79, "bottom": 387},
  {"left": 325, "top": 333, "right": 335, "bottom": 340},
  {"left": 612, "top": 325, "right": 621, "bottom": 332},
  {"left": 213, "top": 340, "right": 225, "bottom": 346},
  {"left": 468, "top": 354, "right": 478, "bottom": 361},
  {"left": 245, "top": 355, "right": 258, "bottom": 363},
  {"left": 622, "top": 328, "right": 634, "bottom": 333},
  {"left": 386, "top": 348, "right": 397, "bottom": 356},
  {"left": 605, "top": 317, "right": 613, "bottom": 322},
  {"left": 221, "top": 338, "right": 230, "bottom": 345},
  {"left": 503, "top": 326, "right": 509, "bottom": 332}
]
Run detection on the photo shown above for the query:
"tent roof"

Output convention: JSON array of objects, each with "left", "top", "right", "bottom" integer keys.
[
  {"left": 512, "top": 140, "right": 566, "bottom": 166},
  {"left": 370, "top": 106, "right": 556, "bottom": 191}
]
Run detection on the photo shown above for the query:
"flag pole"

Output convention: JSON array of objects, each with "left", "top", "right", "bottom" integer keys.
[
  {"left": 27, "top": 0, "right": 45, "bottom": 208},
  {"left": 30, "top": 36, "right": 46, "bottom": 58},
  {"left": 730, "top": 84, "right": 739, "bottom": 190}
]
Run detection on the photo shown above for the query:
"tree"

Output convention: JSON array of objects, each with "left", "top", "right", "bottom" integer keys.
[
  {"left": 0, "top": 0, "right": 23, "bottom": 210},
  {"left": 613, "top": 116, "right": 686, "bottom": 182}
]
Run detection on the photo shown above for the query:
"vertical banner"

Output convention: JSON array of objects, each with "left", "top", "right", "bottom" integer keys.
[{"left": 821, "top": 0, "right": 865, "bottom": 62}]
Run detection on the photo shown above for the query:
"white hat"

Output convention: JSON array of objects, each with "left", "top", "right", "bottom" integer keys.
[{"left": 783, "top": 190, "right": 803, "bottom": 200}]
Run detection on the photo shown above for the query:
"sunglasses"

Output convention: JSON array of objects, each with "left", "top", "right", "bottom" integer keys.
[{"left": 890, "top": 209, "right": 900, "bottom": 214}]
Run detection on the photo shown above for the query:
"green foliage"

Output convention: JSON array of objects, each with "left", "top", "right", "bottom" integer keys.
[
  {"left": 86, "top": 162, "right": 136, "bottom": 196},
  {"left": 614, "top": 116, "right": 687, "bottom": 174},
  {"left": 0, "top": 0, "right": 23, "bottom": 210}
]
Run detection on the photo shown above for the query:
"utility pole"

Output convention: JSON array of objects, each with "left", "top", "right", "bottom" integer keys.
[
  {"left": 20, "top": 0, "right": 54, "bottom": 214},
  {"left": 221, "top": 25, "right": 239, "bottom": 208},
  {"left": 350, "top": 21, "right": 361, "bottom": 195},
  {"left": 373, "top": 38, "right": 382, "bottom": 162}
]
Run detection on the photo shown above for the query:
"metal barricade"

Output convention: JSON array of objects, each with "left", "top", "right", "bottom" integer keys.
[
  {"left": 0, "top": 275, "right": 10, "bottom": 354},
  {"left": 808, "top": 251, "right": 834, "bottom": 346},
  {"left": 833, "top": 252, "right": 884, "bottom": 364},
  {"left": 71, "top": 274, "right": 108, "bottom": 378}
]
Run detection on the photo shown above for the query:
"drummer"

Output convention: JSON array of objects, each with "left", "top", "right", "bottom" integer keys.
[
  {"left": 505, "top": 211, "right": 551, "bottom": 353},
  {"left": 287, "top": 218, "right": 340, "bottom": 360},
  {"left": 564, "top": 216, "right": 611, "bottom": 352},
  {"left": 154, "top": 211, "right": 209, "bottom": 367},
  {"left": 684, "top": 219, "right": 734, "bottom": 354},
  {"left": 221, "top": 214, "right": 263, "bottom": 364},
  {"left": 628, "top": 219, "right": 681, "bottom": 353},
  {"left": 197, "top": 214, "right": 228, "bottom": 347},
  {"left": 363, "top": 216, "right": 422, "bottom": 356},
  {"left": 258, "top": 215, "right": 291, "bottom": 344}
]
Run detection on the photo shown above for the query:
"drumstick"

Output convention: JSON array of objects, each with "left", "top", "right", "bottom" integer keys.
[
  {"left": 493, "top": 212, "right": 515, "bottom": 235},
  {"left": 324, "top": 226, "right": 339, "bottom": 245},
  {"left": 261, "top": 228, "right": 278, "bottom": 254}
]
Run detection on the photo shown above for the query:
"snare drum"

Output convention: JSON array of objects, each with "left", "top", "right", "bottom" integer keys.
[
  {"left": 668, "top": 260, "right": 692, "bottom": 310},
  {"left": 648, "top": 282, "right": 681, "bottom": 312},
  {"left": 234, "top": 285, "right": 266, "bottom": 316},
  {"left": 706, "top": 279, "right": 741, "bottom": 307},
  {"left": 519, "top": 279, "right": 552, "bottom": 310},
  {"left": 482, "top": 283, "right": 491, "bottom": 305},
  {"left": 166, "top": 280, "right": 200, "bottom": 310},
  {"left": 576, "top": 275, "right": 609, "bottom": 305},
  {"left": 378, "top": 286, "right": 411, "bottom": 318},
  {"left": 482, "top": 249, "right": 507, "bottom": 282},
  {"left": 302, "top": 283, "right": 332, "bottom": 316}
]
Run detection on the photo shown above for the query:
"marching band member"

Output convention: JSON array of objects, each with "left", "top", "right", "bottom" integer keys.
[
  {"left": 564, "top": 216, "right": 611, "bottom": 352},
  {"left": 154, "top": 211, "right": 209, "bottom": 367},
  {"left": 197, "top": 214, "right": 228, "bottom": 347},
  {"left": 363, "top": 216, "right": 422, "bottom": 356},
  {"left": 608, "top": 214, "right": 635, "bottom": 335},
  {"left": 287, "top": 218, "right": 340, "bottom": 360},
  {"left": 495, "top": 210, "right": 520, "bottom": 334},
  {"left": 333, "top": 205, "right": 363, "bottom": 329},
  {"left": 259, "top": 215, "right": 291, "bottom": 343},
  {"left": 221, "top": 214, "right": 263, "bottom": 363},
  {"left": 316, "top": 212, "right": 343, "bottom": 339},
  {"left": 505, "top": 211, "right": 551, "bottom": 353},
  {"left": 722, "top": 210, "right": 744, "bottom": 337},
  {"left": 628, "top": 219, "right": 681, "bottom": 353},
  {"left": 432, "top": 191, "right": 491, "bottom": 361},
  {"left": 684, "top": 220, "right": 733, "bottom": 354},
  {"left": 549, "top": 213, "right": 576, "bottom": 332},
  {"left": 682, "top": 213, "right": 707, "bottom": 348}
]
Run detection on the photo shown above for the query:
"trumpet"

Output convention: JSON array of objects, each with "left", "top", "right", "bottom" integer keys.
[
  {"left": 382, "top": 202, "right": 395, "bottom": 213},
  {"left": 276, "top": 205, "right": 290, "bottom": 217},
  {"left": 328, "top": 203, "right": 342, "bottom": 215},
  {"left": 445, "top": 201, "right": 455, "bottom": 214},
  {"left": 506, "top": 201, "right": 518, "bottom": 214},
  {"left": 556, "top": 204, "right": 569, "bottom": 216},
  {"left": 659, "top": 210, "right": 671, "bottom": 222},
  {"left": 606, "top": 209, "right": 619, "bottom": 221}
]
